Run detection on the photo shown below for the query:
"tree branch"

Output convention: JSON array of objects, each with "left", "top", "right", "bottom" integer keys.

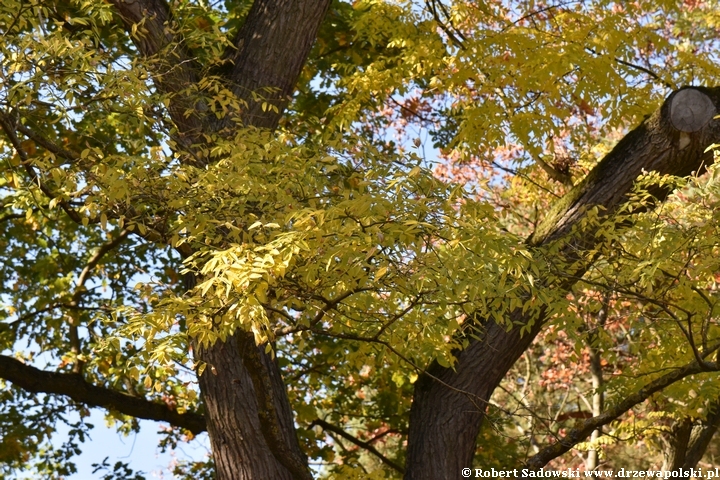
[
  {"left": 0, "top": 110, "right": 83, "bottom": 224},
  {"left": 0, "top": 355, "right": 206, "bottom": 434},
  {"left": 222, "top": 0, "right": 332, "bottom": 129},
  {"left": 108, "top": 0, "right": 206, "bottom": 153},
  {"left": 405, "top": 86, "right": 720, "bottom": 478},
  {"left": 72, "top": 229, "right": 132, "bottom": 306},
  {"left": 0, "top": 111, "right": 79, "bottom": 162},
  {"left": 523, "top": 355, "right": 720, "bottom": 469},
  {"left": 310, "top": 418, "right": 406, "bottom": 474},
  {"left": 67, "top": 229, "right": 131, "bottom": 373}
]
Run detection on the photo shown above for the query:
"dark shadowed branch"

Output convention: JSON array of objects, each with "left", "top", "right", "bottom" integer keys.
[
  {"left": 0, "top": 355, "right": 207, "bottom": 434},
  {"left": 310, "top": 418, "right": 406, "bottom": 473}
]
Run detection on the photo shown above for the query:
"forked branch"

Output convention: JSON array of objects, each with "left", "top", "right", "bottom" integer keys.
[{"left": 310, "top": 418, "right": 406, "bottom": 473}]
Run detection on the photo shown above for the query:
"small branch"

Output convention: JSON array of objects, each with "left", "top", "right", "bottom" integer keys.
[
  {"left": 66, "top": 229, "right": 131, "bottom": 373},
  {"left": 425, "top": 0, "right": 466, "bottom": 50},
  {"left": 310, "top": 418, "right": 405, "bottom": 473},
  {"left": 535, "top": 155, "right": 573, "bottom": 186},
  {"left": 575, "top": 275, "right": 713, "bottom": 369},
  {"left": 311, "top": 328, "right": 490, "bottom": 414},
  {"left": 273, "top": 287, "right": 374, "bottom": 336},
  {"left": 691, "top": 286, "right": 714, "bottom": 352},
  {"left": 0, "top": 212, "right": 25, "bottom": 224},
  {"left": 1, "top": 112, "right": 79, "bottom": 162},
  {"left": 388, "top": 97, "right": 434, "bottom": 124},
  {"left": 0, "top": 355, "right": 206, "bottom": 434},
  {"left": 72, "top": 229, "right": 131, "bottom": 305},
  {"left": 585, "top": 292, "right": 608, "bottom": 470},
  {"left": 372, "top": 296, "right": 420, "bottom": 340},
  {"left": 523, "top": 354, "right": 720, "bottom": 469},
  {"left": 584, "top": 47, "right": 674, "bottom": 89},
  {"left": 613, "top": 56, "right": 674, "bottom": 90},
  {"left": 0, "top": 111, "right": 83, "bottom": 224},
  {"left": 491, "top": 160, "right": 561, "bottom": 198}
]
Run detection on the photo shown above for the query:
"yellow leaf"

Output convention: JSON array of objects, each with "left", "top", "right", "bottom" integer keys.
[{"left": 375, "top": 266, "right": 388, "bottom": 280}]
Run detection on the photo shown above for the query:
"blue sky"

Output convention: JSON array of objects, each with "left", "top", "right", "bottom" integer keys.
[{"left": 54, "top": 410, "right": 210, "bottom": 480}]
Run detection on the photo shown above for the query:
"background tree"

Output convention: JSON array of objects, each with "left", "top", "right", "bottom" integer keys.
[{"left": 1, "top": 1, "right": 720, "bottom": 479}]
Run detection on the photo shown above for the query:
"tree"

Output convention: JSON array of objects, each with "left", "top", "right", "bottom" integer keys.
[{"left": 1, "top": 0, "right": 719, "bottom": 478}]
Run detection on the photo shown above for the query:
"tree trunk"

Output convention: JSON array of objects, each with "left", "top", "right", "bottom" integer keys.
[
  {"left": 585, "top": 296, "right": 608, "bottom": 471},
  {"left": 109, "top": 1, "right": 331, "bottom": 478},
  {"left": 197, "top": 332, "right": 311, "bottom": 480},
  {"left": 683, "top": 406, "right": 720, "bottom": 469},
  {"left": 660, "top": 398, "right": 720, "bottom": 471},
  {"left": 189, "top": 1, "right": 331, "bottom": 476},
  {"left": 406, "top": 311, "right": 545, "bottom": 479},
  {"left": 662, "top": 418, "right": 694, "bottom": 471},
  {"left": 73, "top": 2, "right": 720, "bottom": 476},
  {"left": 404, "top": 87, "right": 720, "bottom": 479}
]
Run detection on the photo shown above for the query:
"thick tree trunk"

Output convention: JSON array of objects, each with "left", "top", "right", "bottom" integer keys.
[
  {"left": 683, "top": 405, "right": 720, "bottom": 468},
  {"left": 223, "top": 0, "right": 331, "bottom": 130},
  {"left": 662, "top": 418, "right": 694, "bottom": 471},
  {"left": 197, "top": 332, "right": 311, "bottom": 480},
  {"left": 190, "top": 2, "right": 331, "bottom": 476},
  {"left": 407, "top": 311, "right": 545, "bottom": 478},
  {"left": 404, "top": 87, "right": 720, "bottom": 479},
  {"left": 661, "top": 399, "right": 720, "bottom": 471},
  {"left": 109, "top": 1, "right": 330, "bottom": 478}
]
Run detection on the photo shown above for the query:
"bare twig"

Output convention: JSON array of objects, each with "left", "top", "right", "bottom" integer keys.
[{"left": 310, "top": 418, "right": 405, "bottom": 473}]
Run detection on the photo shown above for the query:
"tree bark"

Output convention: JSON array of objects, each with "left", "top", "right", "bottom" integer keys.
[
  {"left": 109, "top": 0, "right": 206, "bottom": 152},
  {"left": 109, "top": 1, "right": 330, "bottom": 478},
  {"left": 223, "top": 0, "right": 331, "bottom": 130},
  {"left": 683, "top": 404, "right": 720, "bottom": 468},
  {"left": 406, "top": 311, "right": 544, "bottom": 479},
  {"left": 197, "top": 332, "right": 311, "bottom": 480},
  {"left": 404, "top": 87, "right": 720, "bottom": 479},
  {"left": 662, "top": 418, "right": 694, "bottom": 471},
  {"left": 660, "top": 398, "right": 720, "bottom": 470}
]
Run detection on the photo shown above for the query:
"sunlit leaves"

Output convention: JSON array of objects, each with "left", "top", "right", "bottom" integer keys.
[{"left": 2, "top": 0, "right": 720, "bottom": 476}]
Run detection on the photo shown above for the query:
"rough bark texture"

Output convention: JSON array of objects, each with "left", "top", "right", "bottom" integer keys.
[
  {"left": 662, "top": 419, "right": 694, "bottom": 471},
  {"left": 109, "top": 1, "right": 331, "bottom": 478},
  {"left": 660, "top": 399, "right": 720, "bottom": 470},
  {"left": 683, "top": 405, "right": 720, "bottom": 468},
  {"left": 406, "top": 310, "right": 544, "bottom": 479},
  {"left": 404, "top": 87, "right": 720, "bottom": 479},
  {"left": 109, "top": 0, "right": 205, "bottom": 151},
  {"left": 197, "top": 332, "right": 311, "bottom": 480},
  {"left": 223, "top": 0, "right": 331, "bottom": 130}
]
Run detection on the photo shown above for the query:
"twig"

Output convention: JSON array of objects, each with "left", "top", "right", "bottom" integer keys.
[{"left": 310, "top": 418, "right": 405, "bottom": 473}]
